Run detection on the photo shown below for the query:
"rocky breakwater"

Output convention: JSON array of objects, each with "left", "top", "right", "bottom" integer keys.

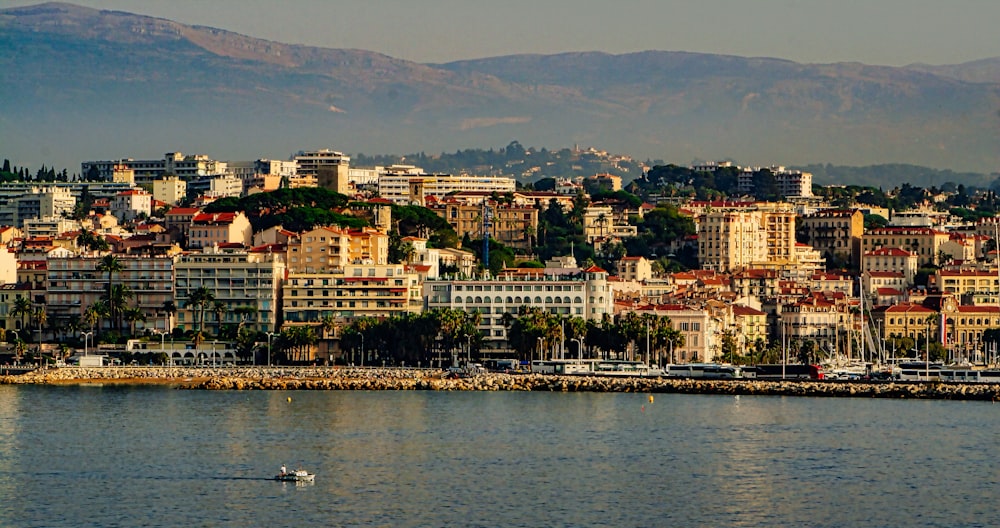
[
  {"left": 7, "top": 368, "right": 1000, "bottom": 401},
  {"left": 186, "top": 373, "right": 1000, "bottom": 400}
]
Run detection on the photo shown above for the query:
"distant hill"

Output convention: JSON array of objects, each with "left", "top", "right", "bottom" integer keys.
[
  {"left": 1, "top": 2, "right": 999, "bottom": 177},
  {"left": 794, "top": 164, "right": 997, "bottom": 190}
]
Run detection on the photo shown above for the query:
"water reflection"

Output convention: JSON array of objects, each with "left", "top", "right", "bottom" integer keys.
[{"left": 1, "top": 387, "right": 999, "bottom": 527}]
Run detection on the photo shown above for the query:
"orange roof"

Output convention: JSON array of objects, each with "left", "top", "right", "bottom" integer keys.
[
  {"left": 167, "top": 207, "right": 201, "bottom": 216},
  {"left": 192, "top": 212, "right": 238, "bottom": 224},
  {"left": 866, "top": 247, "right": 914, "bottom": 257}
]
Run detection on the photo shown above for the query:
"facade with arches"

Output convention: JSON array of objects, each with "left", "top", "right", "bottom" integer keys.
[{"left": 423, "top": 266, "right": 613, "bottom": 354}]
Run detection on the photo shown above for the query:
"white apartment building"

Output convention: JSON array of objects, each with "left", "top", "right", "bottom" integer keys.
[
  {"left": 82, "top": 152, "right": 227, "bottom": 186},
  {"left": 152, "top": 176, "right": 187, "bottom": 205},
  {"left": 0, "top": 186, "right": 77, "bottom": 228},
  {"left": 379, "top": 174, "right": 516, "bottom": 205},
  {"left": 226, "top": 159, "right": 297, "bottom": 193},
  {"left": 174, "top": 244, "right": 285, "bottom": 335},
  {"left": 423, "top": 266, "right": 613, "bottom": 355},
  {"left": 283, "top": 263, "right": 423, "bottom": 325},
  {"left": 22, "top": 216, "right": 79, "bottom": 239},
  {"left": 110, "top": 189, "right": 152, "bottom": 223},
  {"left": 295, "top": 149, "right": 350, "bottom": 193},
  {"left": 737, "top": 166, "right": 813, "bottom": 198},
  {"left": 206, "top": 174, "right": 244, "bottom": 199}
]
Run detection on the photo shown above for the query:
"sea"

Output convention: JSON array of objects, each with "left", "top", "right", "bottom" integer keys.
[{"left": 0, "top": 385, "right": 997, "bottom": 528}]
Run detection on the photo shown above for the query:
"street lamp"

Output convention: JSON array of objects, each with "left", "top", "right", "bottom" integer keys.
[
  {"left": 81, "top": 331, "right": 93, "bottom": 357},
  {"left": 9, "top": 330, "right": 19, "bottom": 366},
  {"left": 536, "top": 337, "right": 543, "bottom": 364},
  {"left": 153, "top": 330, "right": 168, "bottom": 365},
  {"left": 266, "top": 332, "right": 276, "bottom": 367},
  {"left": 360, "top": 332, "right": 364, "bottom": 368},
  {"left": 571, "top": 338, "right": 584, "bottom": 360}
]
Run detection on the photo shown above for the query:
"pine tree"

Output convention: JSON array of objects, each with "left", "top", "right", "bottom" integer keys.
[{"left": 2, "top": 159, "right": 10, "bottom": 173}]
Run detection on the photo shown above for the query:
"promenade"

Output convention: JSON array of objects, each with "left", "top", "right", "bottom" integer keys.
[{"left": 4, "top": 366, "right": 1000, "bottom": 401}]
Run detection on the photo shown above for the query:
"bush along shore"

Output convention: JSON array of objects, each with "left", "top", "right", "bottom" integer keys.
[{"left": 5, "top": 366, "right": 1000, "bottom": 401}]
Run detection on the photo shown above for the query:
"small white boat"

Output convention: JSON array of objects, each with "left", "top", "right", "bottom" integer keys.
[{"left": 275, "top": 469, "right": 315, "bottom": 482}]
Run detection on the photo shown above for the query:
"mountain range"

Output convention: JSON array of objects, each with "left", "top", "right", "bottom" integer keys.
[{"left": 1, "top": 2, "right": 999, "bottom": 177}]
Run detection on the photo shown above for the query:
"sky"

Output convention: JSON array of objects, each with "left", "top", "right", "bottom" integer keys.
[{"left": 3, "top": 0, "right": 1000, "bottom": 66}]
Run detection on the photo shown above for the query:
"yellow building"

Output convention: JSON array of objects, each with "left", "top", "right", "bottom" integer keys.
[
  {"left": 936, "top": 269, "right": 999, "bottom": 305},
  {"left": 430, "top": 200, "right": 538, "bottom": 251},
  {"left": 286, "top": 226, "right": 389, "bottom": 273},
  {"left": 862, "top": 227, "right": 949, "bottom": 267},
  {"left": 697, "top": 205, "right": 796, "bottom": 272}
]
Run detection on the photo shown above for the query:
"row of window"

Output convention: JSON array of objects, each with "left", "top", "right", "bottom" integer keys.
[
  {"left": 888, "top": 317, "right": 1000, "bottom": 326},
  {"left": 454, "top": 295, "right": 590, "bottom": 304},
  {"left": 455, "top": 284, "right": 583, "bottom": 292}
]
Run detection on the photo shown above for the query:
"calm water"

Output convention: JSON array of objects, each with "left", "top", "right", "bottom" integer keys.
[{"left": 0, "top": 386, "right": 998, "bottom": 527}]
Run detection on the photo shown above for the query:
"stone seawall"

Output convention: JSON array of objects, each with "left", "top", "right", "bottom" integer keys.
[{"left": 5, "top": 366, "right": 1000, "bottom": 401}]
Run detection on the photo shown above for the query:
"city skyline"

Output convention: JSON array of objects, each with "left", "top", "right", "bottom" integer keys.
[{"left": 2, "top": 0, "right": 999, "bottom": 66}]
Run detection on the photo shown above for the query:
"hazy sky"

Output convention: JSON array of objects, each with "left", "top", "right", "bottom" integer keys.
[{"left": 3, "top": 0, "right": 1000, "bottom": 66}]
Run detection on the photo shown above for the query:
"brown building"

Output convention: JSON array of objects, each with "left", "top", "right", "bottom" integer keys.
[{"left": 797, "top": 209, "right": 864, "bottom": 268}]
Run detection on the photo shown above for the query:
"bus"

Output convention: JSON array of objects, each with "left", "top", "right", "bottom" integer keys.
[
  {"left": 895, "top": 362, "right": 941, "bottom": 382},
  {"left": 483, "top": 359, "right": 521, "bottom": 373},
  {"left": 666, "top": 363, "right": 752, "bottom": 379},
  {"left": 749, "top": 364, "right": 824, "bottom": 380},
  {"left": 530, "top": 359, "right": 597, "bottom": 375}
]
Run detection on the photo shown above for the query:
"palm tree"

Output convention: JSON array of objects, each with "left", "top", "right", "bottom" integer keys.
[
  {"left": 186, "top": 287, "right": 214, "bottom": 333},
  {"left": 31, "top": 305, "right": 47, "bottom": 353},
  {"left": 11, "top": 296, "right": 31, "bottom": 331},
  {"left": 160, "top": 300, "right": 177, "bottom": 333},
  {"left": 123, "top": 306, "right": 146, "bottom": 337},
  {"left": 212, "top": 301, "right": 227, "bottom": 337},
  {"left": 96, "top": 253, "right": 124, "bottom": 310},
  {"left": 319, "top": 313, "right": 339, "bottom": 339},
  {"left": 105, "top": 283, "right": 134, "bottom": 333},
  {"left": 82, "top": 301, "right": 104, "bottom": 337}
]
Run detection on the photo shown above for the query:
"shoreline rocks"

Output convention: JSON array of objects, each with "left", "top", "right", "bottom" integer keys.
[{"left": 5, "top": 366, "right": 1000, "bottom": 401}]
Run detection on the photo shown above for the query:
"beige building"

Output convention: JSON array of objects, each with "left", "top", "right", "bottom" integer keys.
[
  {"left": 862, "top": 227, "right": 949, "bottom": 267},
  {"left": 174, "top": 244, "right": 285, "bottom": 335},
  {"left": 46, "top": 253, "right": 176, "bottom": 333},
  {"left": 152, "top": 176, "right": 187, "bottom": 206},
  {"left": 863, "top": 247, "right": 918, "bottom": 286},
  {"left": 936, "top": 269, "right": 999, "bottom": 305},
  {"left": 431, "top": 200, "right": 538, "bottom": 251},
  {"left": 779, "top": 296, "right": 839, "bottom": 354},
  {"left": 618, "top": 256, "right": 652, "bottom": 281},
  {"left": 284, "top": 263, "right": 423, "bottom": 325},
  {"left": 188, "top": 212, "right": 252, "bottom": 249},
  {"left": 286, "top": 226, "right": 389, "bottom": 273},
  {"left": 295, "top": 149, "right": 350, "bottom": 194},
  {"left": 797, "top": 209, "right": 864, "bottom": 268},
  {"left": 633, "top": 304, "right": 717, "bottom": 363},
  {"left": 380, "top": 174, "right": 516, "bottom": 205},
  {"left": 698, "top": 205, "right": 796, "bottom": 272}
]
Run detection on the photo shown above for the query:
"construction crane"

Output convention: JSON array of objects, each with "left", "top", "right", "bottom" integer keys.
[{"left": 482, "top": 200, "right": 494, "bottom": 276}]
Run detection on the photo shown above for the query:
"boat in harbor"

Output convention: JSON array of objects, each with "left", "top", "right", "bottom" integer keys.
[{"left": 275, "top": 469, "right": 315, "bottom": 482}]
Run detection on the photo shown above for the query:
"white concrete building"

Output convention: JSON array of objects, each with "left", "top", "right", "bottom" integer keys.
[
  {"left": 0, "top": 186, "right": 77, "bottom": 228},
  {"left": 295, "top": 149, "right": 350, "bottom": 193},
  {"left": 379, "top": 174, "right": 516, "bottom": 205},
  {"left": 111, "top": 189, "right": 152, "bottom": 223},
  {"left": 152, "top": 176, "right": 187, "bottom": 206},
  {"left": 82, "top": 152, "right": 226, "bottom": 186},
  {"left": 174, "top": 244, "right": 285, "bottom": 335},
  {"left": 423, "top": 265, "right": 613, "bottom": 354}
]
